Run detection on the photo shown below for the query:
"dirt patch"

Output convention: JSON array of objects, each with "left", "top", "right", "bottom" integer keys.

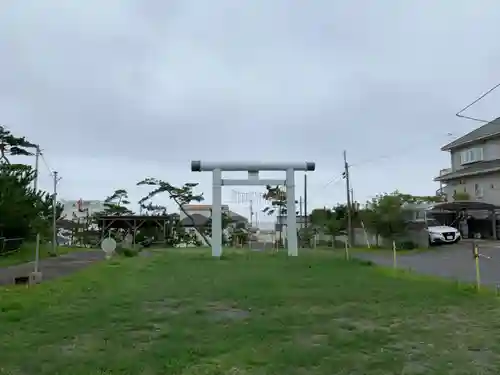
[
  {"left": 296, "top": 333, "right": 328, "bottom": 347},
  {"left": 126, "top": 323, "right": 166, "bottom": 350},
  {"left": 333, "top": 317, "right": 390, "bottom": 333},
  {"left": 142, "top": 298, "right": 186, "bottom": 316},
  {"left": 59, "top": 333, "right": 103, "bottom": 356},
  {"left": 205, "top": 301, "right": 251, "bottom": 322}
]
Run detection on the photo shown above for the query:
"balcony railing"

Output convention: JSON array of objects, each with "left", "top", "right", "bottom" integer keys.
[{"left": 439, "top": 168, "right": 452, "bottom": 176}]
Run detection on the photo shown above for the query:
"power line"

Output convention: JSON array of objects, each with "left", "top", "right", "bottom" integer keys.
[
  {"left": 456, "top": 81, "right": 500, "bottom": 123},
  {"left": 39, "top": 151, "right": 54, "bottom": 176}
]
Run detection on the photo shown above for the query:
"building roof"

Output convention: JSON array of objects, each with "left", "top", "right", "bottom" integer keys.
[
  {"left": 434, "top": 159, "right": 500, "bottom": 181},
  {"left": 441, "top": 117, "right": 500, "bottom": 151},
  {"left": 431, "top": 201, "right": 500, "bottom": 211},
  {"left": 228, "top": 211, "right": 248, "bottom": 222},
  {"left": 179, "top": 214, "right": 210, "bottom": 227},
  {"left": 182, "top": 204, "right": 229, "bottom": 210}
]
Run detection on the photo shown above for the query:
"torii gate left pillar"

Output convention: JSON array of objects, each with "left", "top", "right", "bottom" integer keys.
[{"left": 191, "top": 161, "right": 316, "bottom": 258}]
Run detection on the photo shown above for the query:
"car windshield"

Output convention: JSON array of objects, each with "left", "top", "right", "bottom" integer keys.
[{"left": 426, "top": 219, "right": 441, "bottom": 227}]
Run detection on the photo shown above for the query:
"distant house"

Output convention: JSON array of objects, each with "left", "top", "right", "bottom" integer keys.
[
  {"left": 179, "top": 205, "right": 249, "bottom": 245},
  {"left": 275, "top": 215, "right": 308, "bottom": 231},
  {"left": 435, "top": 117, "right": 500, "bottom": 205},
  {"left": 179, "top": 213, "right": 210, "bottom": 228},
  {"left": 180, "top": 204, "right": 248, "bottom": 227}
]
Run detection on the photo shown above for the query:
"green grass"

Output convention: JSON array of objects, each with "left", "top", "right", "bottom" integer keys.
[
  {"left": 1, "top": 249, "right": 500, "bottom": 374},
  {"left": 0, "top": 242, "right": 84, "bottom": 267},
  {"left": 346, "top": 246, "right": 433, "bottom": 255}
]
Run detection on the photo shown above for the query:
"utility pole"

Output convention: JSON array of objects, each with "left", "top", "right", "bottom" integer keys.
[
  {"left": 304, "top": 174, "right": 308, "bottom": 228},
  {"left": 343, "top": 150, "right": 353, "bottom": 247},
  {"left": 299, "top": 196, "right": 303, "bottom": 218},
  {"left": 34, "top": 146, "right": 40, "bottom": 191},
  {"left": 52, "top": 171, "right": 62, "bottom": 255},
  {"left": 33, "top": 145, "right": 42, "bottom": 277},
  {"left": 249, "top": 199, "right": 254, "bottom": 227}
]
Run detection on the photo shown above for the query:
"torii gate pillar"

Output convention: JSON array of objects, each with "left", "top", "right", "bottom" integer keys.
[{"left": 191, "top": 161, "right": 316, "bottom": 257}]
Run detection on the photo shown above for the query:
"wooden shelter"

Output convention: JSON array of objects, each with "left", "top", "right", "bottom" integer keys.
[{"left": 96, "top": 215, "right": 176, "bottom": 245}]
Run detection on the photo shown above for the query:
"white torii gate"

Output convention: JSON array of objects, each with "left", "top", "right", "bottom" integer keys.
[{"left": 191, "top": 161, "right": 316, "bottom": 257}]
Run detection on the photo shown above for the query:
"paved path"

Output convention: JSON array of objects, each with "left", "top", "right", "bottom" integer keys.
[
  {"left": 353, "top": 241, "right": 500, "bottom": 286},
  {"left": 0, "top": 250, "right": 105, "bottom": 286}
]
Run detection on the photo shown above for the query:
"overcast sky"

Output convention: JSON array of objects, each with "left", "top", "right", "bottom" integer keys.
[{"left": 1, "top": 0, "right": 500, "bottom": 220}]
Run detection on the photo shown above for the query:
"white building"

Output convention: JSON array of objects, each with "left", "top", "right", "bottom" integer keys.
[{"left": 61, "top": 199, "right": 106, "bottom": 221}]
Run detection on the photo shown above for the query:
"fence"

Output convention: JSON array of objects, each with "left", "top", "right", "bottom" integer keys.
[{"left": 0, "top": 237, "right": 24, "bottom": 256}]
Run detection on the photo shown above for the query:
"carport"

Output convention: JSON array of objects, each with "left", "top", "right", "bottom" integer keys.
[{"left": 429, "top": 201, "right": 499, "bottom": 240}]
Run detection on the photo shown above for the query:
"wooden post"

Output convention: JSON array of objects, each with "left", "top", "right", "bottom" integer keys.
[{"left": 473, "top": 242, "right": 480, "bottom": 291}]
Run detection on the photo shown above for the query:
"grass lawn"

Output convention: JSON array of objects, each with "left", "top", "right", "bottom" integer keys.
[
  {"left": 0, "top": 243, "right": 81, "bottom": 267},
  {"left": 1, "top": 249, "right": 500, "bottom": 374}
]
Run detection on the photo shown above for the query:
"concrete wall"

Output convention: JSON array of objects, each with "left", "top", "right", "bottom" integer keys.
[{"left": 348, "top": 228, "right": 429, "bottom": 249}]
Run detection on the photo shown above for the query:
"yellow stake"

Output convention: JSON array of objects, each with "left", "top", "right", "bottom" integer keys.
[{"left": 474, "top": 244, "right": 481, "bottom": 291}]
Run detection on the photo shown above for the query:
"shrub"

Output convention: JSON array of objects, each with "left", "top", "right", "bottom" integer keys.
[
  {"left": 397, "top": 240, "right": 417, "bottom": 250},
  {"left": 121, "top": 248, "right": 139, "bottom": 257}
]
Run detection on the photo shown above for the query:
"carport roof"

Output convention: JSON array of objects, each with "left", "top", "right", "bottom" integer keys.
[{"left": 430, "top": 201, "right": 500, "bottom": 211}]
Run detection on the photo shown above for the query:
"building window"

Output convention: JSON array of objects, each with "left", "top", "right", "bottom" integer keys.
[
  {"left": 460, "top": 147, "right": 484, "bottom": 165},
  {"left": 475, "top": 184, "right": 484, "bottom": 198}
]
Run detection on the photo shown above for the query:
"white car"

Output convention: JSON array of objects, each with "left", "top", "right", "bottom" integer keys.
[{"left": 425, "top": 219, "right": 461, "bottom": 245}]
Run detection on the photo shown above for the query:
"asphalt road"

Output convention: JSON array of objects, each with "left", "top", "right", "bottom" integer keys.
[
  {"left": 0, "top": 250, "right": 105, "bottom": 286},
  {"left": 354, "top": 240, "right": 500, "bottom": 286}
]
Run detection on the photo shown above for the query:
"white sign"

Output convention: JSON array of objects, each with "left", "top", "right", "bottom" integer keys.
[{"left": 101, "top": 238, "right": 117, "bottom": 259}]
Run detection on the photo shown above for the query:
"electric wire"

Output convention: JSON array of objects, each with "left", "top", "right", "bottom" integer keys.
[{"left": 456, "top": 81, "right": 500, "bottom": 123}]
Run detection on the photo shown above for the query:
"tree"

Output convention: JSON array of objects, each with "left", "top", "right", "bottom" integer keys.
[
  {"left": 360, "top": 191, "right": 441, "bottom": 245},
  {"left": 0, "top": 125, "right": 37, "bottom": 164},
  {"left": 140, "top": 202, "right": 167, "bottom": 216},
  {"left": 360, "top": 193, "right": 407, "bottom": 243},
  {"left": 262, "top": 185, "right": 300, "bottom": 247},
  {"left": 228, "top": 221, "right": 249, "bottom": 247},
  {"left": 453, "top": 191, "right": 470, "bottom": 201},
  {"left": 137, "top": 178, "right": 211, "bottom": 246},
  {"left": 0, "top": 160, "right": 62, "bottom": 239},
  {"left": 103, "top": 189, "right": 134, "bottom": 216},
  {"left": 309, "top": 207, "right": 344, "bottom": 247},
  {"left": 262, "top": 185, "right": 287, "bottom": 216}
]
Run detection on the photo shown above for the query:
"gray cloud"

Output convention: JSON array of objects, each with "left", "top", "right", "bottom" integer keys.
[{"left": 1, "top": 0, "right": 500, "bottom": 218}]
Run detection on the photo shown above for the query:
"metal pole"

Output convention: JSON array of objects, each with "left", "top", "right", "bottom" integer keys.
[
  {"left": 34, "top": 146, "right": 41, "bottom": 272},
  {"left": 299, "top": 196, "right": 303, "bottom": 220},
  {"left": 286, "top": 168, "right": 298, "bottom": 256},
  {"left": 52, "top": 171, "right": 60, "bottom": 255},
  {"left": 212, "top": 169, "right": 222, "bottom": 257},
  {"left": 304, "top": 174, "right": 308, "bottom": 229},
  {"left": 34, "top": 233, "right": 40, "bottom": 273},
  {"left": 344, "top": 150, "right": 353, "bottom": 247}
]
